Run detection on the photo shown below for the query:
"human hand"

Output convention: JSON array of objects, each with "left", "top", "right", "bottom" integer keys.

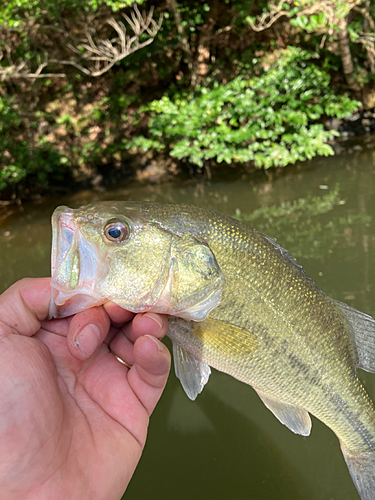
[{"left": 0, "top": 278, "right": 170, "bottom": 500}]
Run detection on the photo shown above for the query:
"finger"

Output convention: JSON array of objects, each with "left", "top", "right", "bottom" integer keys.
[
  {"left": 67, "top": 306, "right": 111, "bottom": 360},
  {"left": 78, "top": 346, "right": 152, "bottom": 447},
  {"left": 122, "top": 313, "right": 169, "bottom": 344},
  {"left": 77, "top": 336, "right": 170, "bottom": 446},
  {"left": 109, "top": 313, "right": 169, "bottom": 367},
  {"left": 0, "top": 278, "right": 51, "bottom": 337},
  {"left": 128, "top": 335, "right": 171, "bottom": 416},
  {"left": 109, "top": 331, "right": 135, "bottom": 367},
  {"left": 103, "top": 302, "right": 135, "bottom": 325},
  {"left": 104, "top": 325, "right": 120, "bottom": 346},
  {"left": 40, "top": 317, "right": 71, "bottom": 337}
]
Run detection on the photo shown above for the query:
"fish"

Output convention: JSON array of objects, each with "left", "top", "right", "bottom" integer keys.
[{"left": 49, "top": 201, "right": 375, "bottom": 500}]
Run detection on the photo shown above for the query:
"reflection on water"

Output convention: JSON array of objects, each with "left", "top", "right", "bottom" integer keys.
[{"left": 1, "top": 136, "right": 375, "bottom": 499}]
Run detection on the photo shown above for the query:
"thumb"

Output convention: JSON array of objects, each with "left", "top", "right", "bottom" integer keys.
[
  {"left": 128, "top": 335, "right": 171, "bottom": 416},
  {"left": 0, "top": 278, "right": 51, "bottom": 337}
]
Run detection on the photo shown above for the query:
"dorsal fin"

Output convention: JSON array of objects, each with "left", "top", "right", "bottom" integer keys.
[
  {"left": 256, "top": 390, "right": 312, "bottom": 436},
  {"left": 334, "top": 300, "right": 375, "bottom": 373}
]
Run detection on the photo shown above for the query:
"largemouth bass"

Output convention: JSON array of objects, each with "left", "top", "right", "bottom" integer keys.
[{"left": 49, "top": 201, "right": 375, "bottom": 500}]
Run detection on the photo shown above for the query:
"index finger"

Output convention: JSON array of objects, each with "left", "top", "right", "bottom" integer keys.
[
  {"left": 0, "top": 278, "right": 51, "bottom": 337},
  {"left": 103, "top": 301, "right": 135, "bottom": 325}
]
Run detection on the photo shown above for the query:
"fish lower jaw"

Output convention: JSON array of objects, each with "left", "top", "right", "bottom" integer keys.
[{"left": 49, "top": 286, "right": 105, "bottom": 318}]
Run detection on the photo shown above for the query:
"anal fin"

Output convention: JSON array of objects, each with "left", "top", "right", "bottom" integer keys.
[
  {"left": 256, "top": 390, "right": 312, "bottom": 436},
  {"left": 173, "top": 343, "right": 211, "bottom": 401}
]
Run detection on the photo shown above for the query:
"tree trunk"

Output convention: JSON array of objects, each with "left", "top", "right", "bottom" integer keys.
[
  {"left": 196, "top": 0, "right": 220, "bottom": 79},
  {"left": 169, "top": 0, "right": 197, "bottom": 85},
  {"left": 338, "top": 19, "right": 357, "bottom": 89},
  {"left": 363, "top": 0, "right": 375, "bottom": 73}
]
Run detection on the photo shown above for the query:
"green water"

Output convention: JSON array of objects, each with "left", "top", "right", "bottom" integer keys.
[{"left": 1, "top": 136, "right": 375, "bottom": 499}]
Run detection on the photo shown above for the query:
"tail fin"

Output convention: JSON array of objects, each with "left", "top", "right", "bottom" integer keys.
[{"left": 342, "top": 446, "right": 375, "bottom": 500}]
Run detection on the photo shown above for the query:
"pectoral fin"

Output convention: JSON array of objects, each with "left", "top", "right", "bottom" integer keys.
[
  {"left": 167, "top": 316, "right": 259, "bottom": 400},
  {"left": 173, "top": 343, "right": 211, "bottom": 401},
  {"left": 256, "top": 390, "right": 312, "bottom": 436}
]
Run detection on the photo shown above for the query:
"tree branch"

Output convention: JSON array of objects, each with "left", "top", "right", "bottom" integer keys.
[
  {"left": 247, "top": 0, "right": 292, "bottom": 32},
  {"left": 248, "top": 0, "right": 362, "bottom": 35},
  {"left": 0, "top": 48, "right": 65, "bottom": 82},
  {"left": 1, "top": 5, "right": 163, "bottom": 80},
  {"left": 58, "top": 6, "right": 163, "bottom": 77}
]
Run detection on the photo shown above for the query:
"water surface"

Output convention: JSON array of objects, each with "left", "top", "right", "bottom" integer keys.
[{"left": 1, "top": 136, "right": 375, "bottom": 500}]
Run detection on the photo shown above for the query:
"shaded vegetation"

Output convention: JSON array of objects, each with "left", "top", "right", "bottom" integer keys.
[
  {"left": 0, "top": 0, "right": 374, "bottom": 199},
  {"left": 129, "top": 47, "right": 359, "bottom": 168}
]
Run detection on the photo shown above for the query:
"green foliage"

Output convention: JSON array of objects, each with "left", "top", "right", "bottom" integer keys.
[
  {"left": 127, "top": 47, "right": 360, "bottom": 169},
  {"left": 247, "top": 0, "right": 357, "bottom": 35},
  {"left": 0, "top": 0, "right": 146, "bottom": 25},
  {"left": 247, "top": 0, "right": 375, "bottom": 86},
  {"left": 0, "top": 97, "right": 70, "bottom": 192},
  {"left": 0, "top": 0, "right": 369, "bottom": 197},
  {"left": 285, "top": 0, "right": 353, "bottom": 34}
]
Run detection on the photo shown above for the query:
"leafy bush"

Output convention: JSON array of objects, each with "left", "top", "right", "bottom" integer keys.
[
  {"left": 127, "top": 47, "right": 361, "bottom": 169},
  {"left": 0, "top": 0, "right": 144, "bottom": 26},
  {"left": 0, "top": 97, "right": 70, "bottom": 192}
]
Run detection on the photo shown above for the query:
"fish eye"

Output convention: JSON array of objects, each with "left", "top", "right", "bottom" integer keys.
[{"left": 104, "top": 220, "right": 130, "bottom": 243}]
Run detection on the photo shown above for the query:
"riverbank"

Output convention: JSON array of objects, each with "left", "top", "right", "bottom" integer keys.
[
  {"left": 328, "top": 108, "right": 375, "bottom": 137},
  {"left": 1, "top": 1, "right": 374, "bottom": 203},
  {"left": 1, "top": 131, "right": 375, "bottom": 229}
]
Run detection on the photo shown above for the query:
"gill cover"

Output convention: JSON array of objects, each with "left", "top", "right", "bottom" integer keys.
[{"left": 150, "top": 233, "right": 224, "bottom": 321}]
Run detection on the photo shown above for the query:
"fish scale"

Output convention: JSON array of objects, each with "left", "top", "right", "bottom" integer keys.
[{"left": 50, "top": 201, "right": 375, "bottom": 500}]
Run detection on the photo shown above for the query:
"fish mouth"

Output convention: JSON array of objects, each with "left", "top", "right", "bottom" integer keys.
[{"left": 49, "top": 207, "right": 106, "bottom": 318}]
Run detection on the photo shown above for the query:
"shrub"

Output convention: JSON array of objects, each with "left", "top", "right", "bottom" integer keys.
[
  {"left": 0, "top": 96, "right": 70, "bottom": 193},
  {"left": 127, "top": 46, "right": 361, "bottom": 169}
]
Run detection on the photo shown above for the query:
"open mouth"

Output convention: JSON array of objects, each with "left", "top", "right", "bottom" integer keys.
[{"left": 49, "top": 207, "right": 106, "bottom": 318}]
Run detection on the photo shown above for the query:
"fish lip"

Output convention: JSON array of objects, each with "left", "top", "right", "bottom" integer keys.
[
  {"left": 51, "top": 208, "right": 79, "bottom": 285},
  {"left": 48, "top": 288, "right": 106, "bottom": 318},
  {"left": 51, "top": 206, "right": 73, "bottom": 278}
]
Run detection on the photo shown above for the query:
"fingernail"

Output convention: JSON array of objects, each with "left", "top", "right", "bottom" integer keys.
[
  {"left": 75, "top": 324, "right": 101, "bottom": 357},
  {"left": 144, "top": 334, "right": 164, "bottom": 352},
  {"left": 143, "top": 313, "right": 163, "bottom": 330}
]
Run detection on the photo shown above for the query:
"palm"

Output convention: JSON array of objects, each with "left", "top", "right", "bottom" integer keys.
[{"left": 0, "top": 279, "right": 170, "bottom": 500}]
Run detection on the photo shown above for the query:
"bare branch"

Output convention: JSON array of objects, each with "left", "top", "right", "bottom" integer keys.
[
  {"left": 353, "top": 31, "right": 375, "bottom": 55},
  {"left": 247, "top": 0, "right": 292, "bottom": 32},
  {"left": 1, "top": 5, "right": 163, "bottom": 81},
  {"left": 248, "top": 0, "right": 362, "bottom": 34},
  {"left": 0, "top": 48, "right": 65, "bottom": 82},
  {"left": 57, "top": 5, "right": 163, "bottom": 77}
]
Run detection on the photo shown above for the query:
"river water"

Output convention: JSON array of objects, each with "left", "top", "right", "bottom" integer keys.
[{"left": 1, "top": 135, "right": 375, "bottom": 500}]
